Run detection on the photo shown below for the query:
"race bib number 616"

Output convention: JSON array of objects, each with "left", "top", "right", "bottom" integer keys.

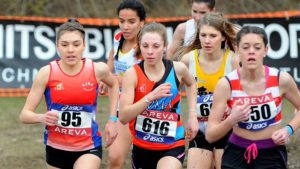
[{"left": 135, "top": 110, "right": 179, "bottom": 143}]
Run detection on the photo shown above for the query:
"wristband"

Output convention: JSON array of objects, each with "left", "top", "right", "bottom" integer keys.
[
  {"left": 109, "top": 116, "right": 118, "bottom": 123},
  {"left": 285, "top": 124, "right": 294, "bottom": 136}
]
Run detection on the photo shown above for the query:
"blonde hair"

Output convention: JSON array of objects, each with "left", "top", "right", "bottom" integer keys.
[{"left": 175, "top": 12, "right": 239, "bottom": 60}]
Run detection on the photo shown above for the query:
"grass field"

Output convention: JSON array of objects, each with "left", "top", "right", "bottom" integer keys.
[{"left": 0, "top": 97, "right": 299, "bottom": 169}]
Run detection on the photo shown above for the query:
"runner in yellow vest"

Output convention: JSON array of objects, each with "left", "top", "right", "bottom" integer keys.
[{"left": 180, "top": 13, "right": 240, "bottom": 169}]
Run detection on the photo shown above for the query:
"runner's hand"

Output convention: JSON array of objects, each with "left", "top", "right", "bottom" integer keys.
[
  {"left": 271, "top": 127, "right": 290, "bottom": 145},
  {"left": 227, "top": 100, "right": 251, "bottom": 124},
  {"left": 104, "top": 120, "right": 118, "bottom": 148},
  {"left": 43, "top": 111, "right": 59, "bottom": 126},
  {"left": 99, "top": 81, "right": 107, "bottom": 95},
  {"left": 148, "top": 83, "right": 173, "bottom": 101},
  {"left": 186, "top": 115, "right": 199, "bottom": 141}
]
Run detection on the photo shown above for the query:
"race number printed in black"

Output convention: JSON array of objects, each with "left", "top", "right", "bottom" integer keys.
[
  {"left": 234, "top": 93, "right": 278, "bottom": 131},
  {"left": 196, "top": 93, "right": 213, "bottom": 121},
  {"left": 135, "top": 110, "right": 178, "bottom": 144},
  {"left": 51, "top": 105, "right": 93, "bottom": 136}
]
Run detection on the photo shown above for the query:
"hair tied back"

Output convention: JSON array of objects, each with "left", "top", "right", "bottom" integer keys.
[{"left": 68, "top": 18, "right": 79, "bottom": 23}]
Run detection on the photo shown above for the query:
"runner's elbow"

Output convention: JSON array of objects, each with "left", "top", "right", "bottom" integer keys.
[
  {"left": 19, "top": 112, "right": 30, "bottom": 124},
  {"left": 205, "top": 128, "right": 217, "bottom": 143},
  {"left": 205, "top": 135, "right": 215, "bottom": 143},
  {"left": 118, "top": 111, "right": 129, "bottom": 125},
  {"left": 119, "top": 118, "right": 128, "bottom": 125}
]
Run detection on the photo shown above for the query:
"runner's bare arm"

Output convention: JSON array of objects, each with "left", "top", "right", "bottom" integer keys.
[
  {"left": 107, "top": 48, "right": 115, "bottom": 72},
  {"left": 95, "top": 62, "right": 119, "bottom": 147},
  {"left": 206, "top": 77, "right": 251, "bottom": 143},
  {"left": 180, "top": 50, "right": 192, "bottom": 68},
  {"left": 95, "top": 62, "right": 119, "bottom": 117},
  {"left": 99, "top": 48, "right": 115, "bottom": 94},
  {"left": 175, "top": 62, "right": 198, "bottom": 140},
  {"left": 167, "top": 23, "right": 185, "bottom": 60},
  {"left": 279, "top": 71, "right": 300, "bottom": 130},
  {"left": 119, "top": 67, "right": 141, "bottom": 124},
  {"left": 19, "top": 66, "right": 50, "bottom": 124},
  {"left": 272, "top": 71, "right": 300, "bottom": 145}
]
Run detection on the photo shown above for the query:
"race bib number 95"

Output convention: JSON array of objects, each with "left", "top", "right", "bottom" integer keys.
[{"left": 55, "top": 110, "right": 93, "bottom": 128}]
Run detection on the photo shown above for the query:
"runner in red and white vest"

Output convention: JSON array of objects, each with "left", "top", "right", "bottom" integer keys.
[
  {"left": 19, "top": 18, "right": 119, "bottom": 169},
  {"left": 206, "top": 26, "right": 300, "bottom": 169}
]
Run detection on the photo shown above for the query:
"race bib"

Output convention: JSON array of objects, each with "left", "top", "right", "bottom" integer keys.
[
  {"left": 235, "top": 93, "right": 278, "bottom": 131},
  {"left": 196, "top": 94, "right": 213, "bottom": 120},
  {"left": 135, "top": 110, "right": 178, "bottom": 144},
  {"left": 114, "top": 61, "right": 130, "bottom": 76},
  {"left": 53, "top": 105, "right": 93, "bottom": 129}
]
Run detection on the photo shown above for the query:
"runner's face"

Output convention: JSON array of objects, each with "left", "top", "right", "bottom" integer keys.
[
  {"left": 140, "top": 32, "right": 166, "bottom": 66},
  {"left": 119, "top": 9, "right": 144, "bottom": 40},
  {"left": 57, "top": 31, "right": 85, "bottom": 66},
  {"left": 191, "top": 2, "right": 213, "bottom": 21},
  {"left": 238, "top": 33, "right": 268, "bottom": 70},
  {"left": 199, "top": 25, "right": 224, "bottom": 55}
]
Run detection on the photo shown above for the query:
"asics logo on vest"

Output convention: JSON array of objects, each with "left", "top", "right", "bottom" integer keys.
[
  {"left": 246, "top": 122, "right": 268, "bottom": 130},
  {"left": 61, "top": 105, "right": 83, "bottom": 111},
  {"left": 143, "top": 134, "right": 164, "bottom": 143}
]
